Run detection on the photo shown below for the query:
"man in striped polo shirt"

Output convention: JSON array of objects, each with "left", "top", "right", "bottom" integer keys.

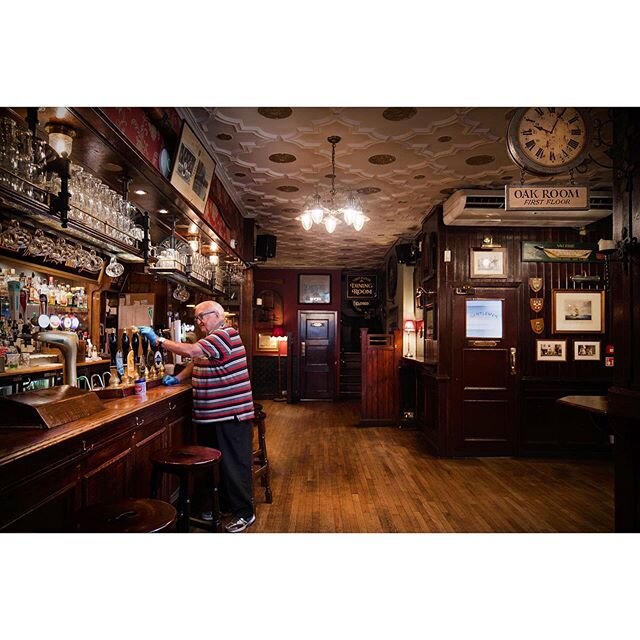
[{"left": 139, "top": 300, "right": 256, "bottom": 533}]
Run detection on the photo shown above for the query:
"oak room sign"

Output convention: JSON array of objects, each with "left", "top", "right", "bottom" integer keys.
[{"left": 505, "top": 185, "right": 589, "bottom": 210}]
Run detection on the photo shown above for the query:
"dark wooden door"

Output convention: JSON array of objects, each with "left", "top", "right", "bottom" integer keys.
[
  {"left": 298, "top": 311, "right": 337, "bottom": 400},
  {"left": 451, "top": 286, "right": 520, "bottom": 455}
]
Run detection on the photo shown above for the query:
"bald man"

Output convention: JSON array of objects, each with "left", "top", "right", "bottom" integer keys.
[{"left": 140, "top": 300, "right": 256, "bottom": 533}]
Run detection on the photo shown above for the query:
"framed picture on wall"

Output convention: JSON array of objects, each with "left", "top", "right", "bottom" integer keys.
[
  {"left": 552, "top": 290, "right": 605, "bottom": 333},
  {"left": 536, "top": 339, "right": 567, "bottom": 362},
  {"left": 170, "top": 121, "right": 216, "bottom": 214},
  {"left": 470, "top": 247, "right": 507, "bottom": 278},
  {"left": 256, "top": 332, "right": 278, "bottom": 352},
  {"left": 574, "top": 340, "right": 601, "bottom": 361},
  {"left": 425, "top": 304, "right": 436, "bottom": 340},
  {"left": 298, "top": 274, "right": 331, "bottom": 304}
]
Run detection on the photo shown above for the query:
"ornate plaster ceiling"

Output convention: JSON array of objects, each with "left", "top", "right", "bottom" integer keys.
[{"left": 186, "top": 107, "right": 613, "bottom": 269}]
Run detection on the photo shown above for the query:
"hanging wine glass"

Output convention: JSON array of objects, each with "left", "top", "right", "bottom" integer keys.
[
  {"left": 105, "top": 254, "right": 124, "bottom": 278},
  {"left": 172, "top": 284, "right": 190, "bottom": 302}
]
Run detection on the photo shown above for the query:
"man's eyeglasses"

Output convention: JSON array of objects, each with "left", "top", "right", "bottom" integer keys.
[{"left": 195, "top": 310, "right": 217, "bottom": 323}]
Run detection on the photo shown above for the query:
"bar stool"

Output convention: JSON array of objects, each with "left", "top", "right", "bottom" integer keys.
[
  {"left": 150, "top": 445, "right": 222, "bottom": 533},
  {"left": 74, "top": 498, "right": 177, "bottom": 533},
  {"left": 253, "top": 407, "right": 273, "bottom": 503}
]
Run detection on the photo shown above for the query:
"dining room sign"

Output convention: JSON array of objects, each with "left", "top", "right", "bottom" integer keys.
[{"left": 347, "top": 274, "right": 377, "bottom": 300}]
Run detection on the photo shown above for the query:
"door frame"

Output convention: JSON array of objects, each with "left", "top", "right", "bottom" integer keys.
[
  {"left": 450, "top": 284, "right": 521, "bottom": 456},
  {"left": 297, "top": 310, "right": 338, "bottom": 400}
]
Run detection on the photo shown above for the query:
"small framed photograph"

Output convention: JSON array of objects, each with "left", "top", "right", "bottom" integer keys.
[
  {"left": 552, "top": 289, "right": 605, "bottom": 333},
  {"left": 574, "top": 340, "right": 601, "bottom": 361},
  {"left": 170, "top": 121, "right": 216, "bottom": 214},
  {"left": 536, "top": 339, "right": 567, "bottom": 362},
  {"left": 470, "top": 248, "right": 507, "bottom": 278},
  {"left": 299, "top": 274, "right": 331, "bottom": 304}
]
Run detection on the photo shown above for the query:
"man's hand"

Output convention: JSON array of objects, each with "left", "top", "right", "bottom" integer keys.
[
  {"left": 162, "top": 375, "right": 180, "bottom": 386},
  {"left": 138, "top": 326, "right": 158, "bottom": 347}
]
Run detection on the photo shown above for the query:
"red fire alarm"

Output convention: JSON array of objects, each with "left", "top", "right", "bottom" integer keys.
[
  {"left": 606, "top": 344, "right": 615, "bottom": 355},
  {"left": 605, "top": 357, "right": 615, "bottom": 367}
]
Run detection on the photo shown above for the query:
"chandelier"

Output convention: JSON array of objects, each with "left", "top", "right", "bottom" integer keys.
[{"left": 296, "top": 135, "right": 369, "bottom": 233}]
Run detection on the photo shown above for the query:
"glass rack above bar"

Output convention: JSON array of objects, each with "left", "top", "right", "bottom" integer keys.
[{"left": 0, "top": 168, "right": 145, "bottom": 262}]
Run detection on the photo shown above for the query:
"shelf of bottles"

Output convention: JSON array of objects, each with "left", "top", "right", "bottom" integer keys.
[
  {"left": 0, "top": 265, "right": 89, "bottom": 372},
  {"left": 0, "top": 116, "right": 145, "bottom": 261}
]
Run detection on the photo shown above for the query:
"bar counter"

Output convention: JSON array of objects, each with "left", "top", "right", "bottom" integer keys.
[{"left": 0, "top": 384, "right": 192, "bottom": 532}]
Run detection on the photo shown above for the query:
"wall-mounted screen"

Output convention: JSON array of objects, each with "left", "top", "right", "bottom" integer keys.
[{"left": 466, "top": 299, "right": 503, "bottom": 338}]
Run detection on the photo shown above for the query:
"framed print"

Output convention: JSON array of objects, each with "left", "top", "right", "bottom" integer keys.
[
  {"left": 256, "top": 332, "right": 278, "bottom": 352},
  {"left": 552, "top": 290, "right": 605, "bottom": 333},
  {"left": 536, "top": 340, "right": 567, "bottom": 362},
  {"left": 425, "top": 304, "right": 436, "bottom": 340},
  {"left": 298, "top": 274, "right": 331, "bottom": 304},
  {"left": 421, "top": 231, "right": 437, "bottom": 281},
  {"left": 470, "top": 248, "right": 507, "bottom": 278},
  {"left": 170, "top": 121, "right": 215, "bottom": 214},
  {"left": 574, "top": 340, "right": 601, "bottom": 361}
]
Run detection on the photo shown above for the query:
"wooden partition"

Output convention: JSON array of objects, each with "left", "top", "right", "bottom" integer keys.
[{"left": 360, "top": 329, "right": 402, "bottom": 426}]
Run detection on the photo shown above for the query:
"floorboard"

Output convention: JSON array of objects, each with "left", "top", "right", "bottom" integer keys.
[{"left": 248, "top": 399, "right": 614, "bottom": 533}]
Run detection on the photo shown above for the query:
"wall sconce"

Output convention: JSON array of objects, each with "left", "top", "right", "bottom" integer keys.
[
  {"left": 45, "top": 123, "right": 75, "bottom": 228},
  {"left": 46, "top": 123, "right": 75, "bottom": 157},
  {"left": 481, "top": 235, "right": 501, "bottom": 248},
  {"left": 599, "top": 228, "right": 638, "bottom": 276},
  {"left": 403, "top": 319, "right": 416, "bottom": 358}
]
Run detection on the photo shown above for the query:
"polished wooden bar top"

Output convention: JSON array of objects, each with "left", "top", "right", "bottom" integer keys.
[
  {"left": 0, "top": 359, "right": 111, "bottom": 380},
  {"left": 557, "top": 395, "right": 608, "bottom": 415},
  {"left": 0, "top": 383, "right": 191, "bottom": 466}
]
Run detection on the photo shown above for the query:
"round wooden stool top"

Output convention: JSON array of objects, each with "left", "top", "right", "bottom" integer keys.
[
  {"left": 254, "top": 403, "right": 263, "bottom": 412},
  {"left": 75, "top": 498, "right": 177, "bottom": 533},
  {"left": 150, "top": 445, "right": 222, "bottom": 469}
]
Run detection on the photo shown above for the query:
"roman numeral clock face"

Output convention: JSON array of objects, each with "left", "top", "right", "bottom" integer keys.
[{"left": 507, "top": 107, "right": 589, "bottom": 175}]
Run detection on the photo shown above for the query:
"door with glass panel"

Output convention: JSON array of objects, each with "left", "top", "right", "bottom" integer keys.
[{"left": 451, "top": 287, "right": 520, "bottom": 455}]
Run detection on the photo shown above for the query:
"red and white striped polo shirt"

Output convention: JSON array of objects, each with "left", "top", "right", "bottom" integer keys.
[{"left": 191, "top": 326, "right": 255, "bottom": 424}]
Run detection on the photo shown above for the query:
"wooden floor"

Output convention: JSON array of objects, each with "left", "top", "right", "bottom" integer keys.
[{"left": 249, "top": 399, "right": 614, "bottom": 533}]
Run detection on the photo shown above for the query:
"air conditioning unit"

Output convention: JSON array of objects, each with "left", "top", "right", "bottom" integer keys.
[{"left": 443, "top": 189, "right": 613, "bottom": 227}]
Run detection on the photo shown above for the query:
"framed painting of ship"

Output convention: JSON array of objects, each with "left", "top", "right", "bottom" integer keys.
[{"left": 552, "top": 290, "right": 605, "bottom": 333}]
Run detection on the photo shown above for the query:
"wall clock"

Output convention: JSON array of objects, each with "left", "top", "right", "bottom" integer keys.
[
  {"left": 507, "top": 107, "right": 590, "bottom": 175},
  {"left": 387, "top": 254, "right": 398, "bottom": 299}
]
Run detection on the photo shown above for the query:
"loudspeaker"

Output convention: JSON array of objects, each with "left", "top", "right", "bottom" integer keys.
[
  {"left": 395, "top": 243, "right": 415, "bottom": 265},
  {"left": 255, "top": 234, "right": 277, "bottom": 260}
]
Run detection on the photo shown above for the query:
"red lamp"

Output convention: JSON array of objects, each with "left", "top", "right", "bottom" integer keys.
[
  {"left": 271, "top": 326, "right": 287, "bottom": 401},
  {"left": 403, "top": 319, "right": 416, "bottom": 358}
]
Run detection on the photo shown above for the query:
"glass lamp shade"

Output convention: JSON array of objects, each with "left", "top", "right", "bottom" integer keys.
[
  {"left": 300, "top": 211, "right": 313, "bottom": 230},
  {"left": 353, "top": 212, "right": 366, "bottom": 231},
  {"left": 324, "top": 215, "right": 338, "bottom": 233},
  {"left": 342, "top": 193, "right": 362, "bottom": 226},
  {"left": 48, "top": 131, "right": 74, "bottom": 157},
  {"left": 209, "top": 254, "right": 219, "bottom": 265}
]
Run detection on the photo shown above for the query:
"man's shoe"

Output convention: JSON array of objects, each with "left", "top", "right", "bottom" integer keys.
[{"left": 224, "top": 514, "right": 256, "bottom": 533}]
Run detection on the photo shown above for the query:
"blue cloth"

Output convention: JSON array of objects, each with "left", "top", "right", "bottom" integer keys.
[
  {"left": 138, "top": 326, "right": 158, "bottom": 347},
  {"left": 162, "top": 374, "right": 179, "bottom": 386}
]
